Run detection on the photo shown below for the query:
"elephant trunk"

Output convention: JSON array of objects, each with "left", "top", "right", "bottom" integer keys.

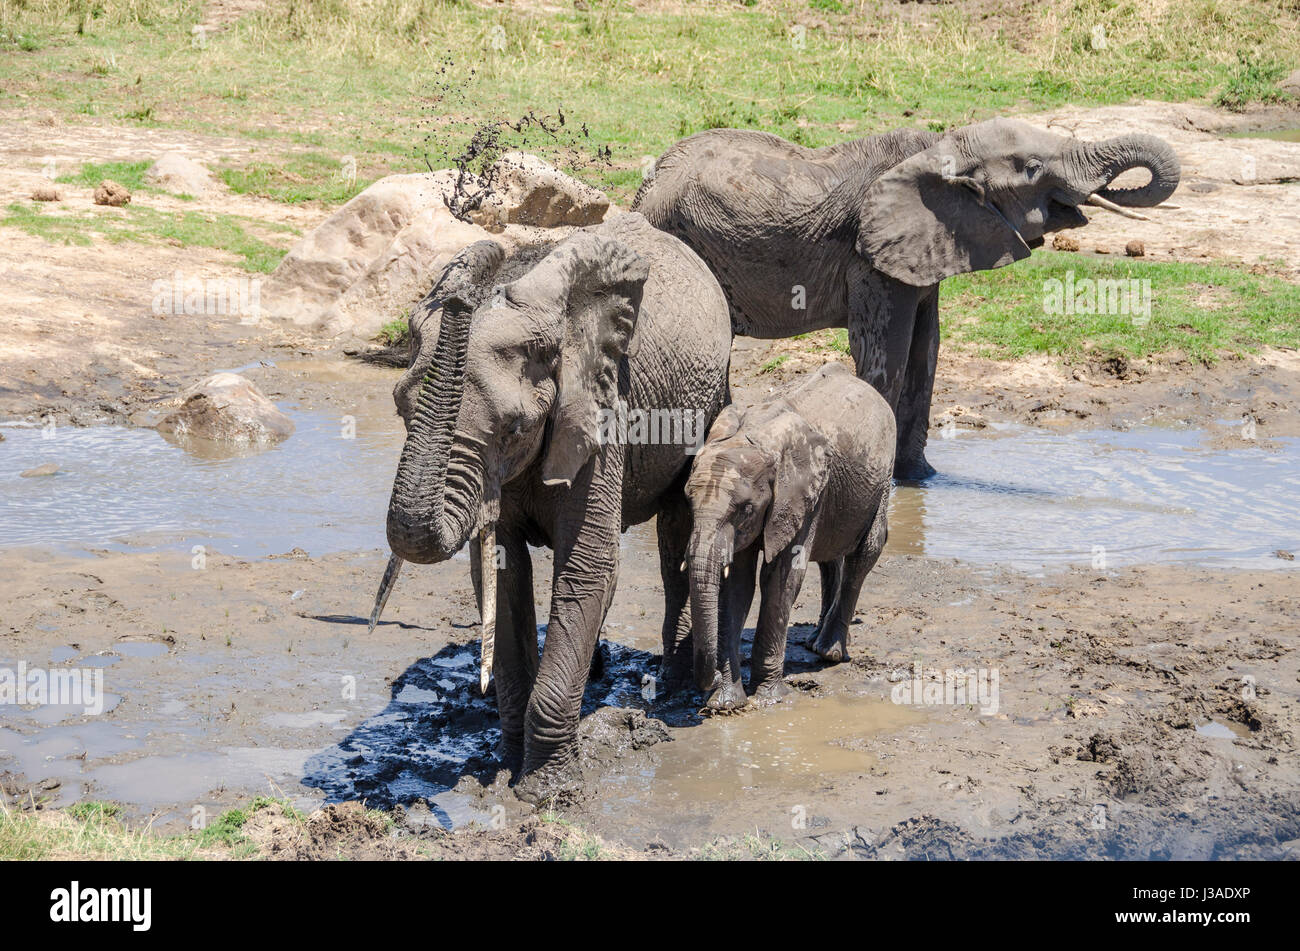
[
  {"left": 385, "top": 299, "right": 483, "bottom": 564},
  {"left": 688, "top": 526, "right": 732, "bottom": 692},
  {"left": 1064, "top": 133, "right": 1180, "bottom": 208}
]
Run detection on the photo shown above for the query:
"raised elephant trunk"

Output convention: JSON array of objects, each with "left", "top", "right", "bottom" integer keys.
[
  {"left": 1064, "top": 133, "right": 1180, "bottom": 208},
  {"left": 689, "top": 526, "right": 732, "bottom": 692},
  {"left": 385, "top": 299, "right": 484, "bottom": 564}
]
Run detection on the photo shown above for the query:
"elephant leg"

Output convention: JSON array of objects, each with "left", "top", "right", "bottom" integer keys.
[
  {"left": 812, "top": 500, "right": 888, "bottom": 663},
  {"left": 809, "top": 559, "right": 842, "bottom": 647},
  {"left": 750, "top": 547, "right": 808, "bottom": 702},
  {"left": 654, "top": 488, "right": 694, "bottom": 693},
  {"left": 846, "top": 263, "right": 919, "bottom": 407},
  {"left": 894, "top": 289, "right": 940, "bottom": 481},
  {"left": 847, "top": 264, "right": 938, "bottom": 480},
  {"left": 488, "top": 527, "right": 539, "bottom": 771},
  {"left": 706, "top": 544, "right": 758, "bottom": 712},
  {"left": 516, "top": 442, "right": 624, "bottom": 801}
]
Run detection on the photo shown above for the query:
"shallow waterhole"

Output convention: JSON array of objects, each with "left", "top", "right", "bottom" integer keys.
[
  {"left": 3, "top": 416, "right": 1294, "bottom": 569},
  {"left": 3, "top": 412, "right": 1296, "bottom": 828},
  {"left": 1224, "top": 128, "right": 1300, "bottom": 143}
]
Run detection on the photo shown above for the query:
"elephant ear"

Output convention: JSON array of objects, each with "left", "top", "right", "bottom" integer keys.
[
  {"left": 762, "top": 425, "right": 831, "bottom": 561},
  {"left": 541, "top": 233, "right": 651, "bottom": 489},
  {"left": 857, "top": 137, "right": 1031, "bottom": 287},
  {"left": 705, "top": 404, "right": 743, "bottom": 443}
]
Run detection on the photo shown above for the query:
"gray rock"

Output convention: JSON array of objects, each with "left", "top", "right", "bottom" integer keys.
[
  {"left": 157, "top": 373, "right": 293, "bottom": 447},
  {"left": 19, "top": 463, "right": 59, "bottom": 478},
  {"left": 490, "top": 151, "right": 610, "bottom": 227}
]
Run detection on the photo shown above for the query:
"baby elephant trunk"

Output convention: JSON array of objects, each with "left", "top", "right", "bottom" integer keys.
[{"left": 688, "top": 530, "right": 732, "bottom": 692}]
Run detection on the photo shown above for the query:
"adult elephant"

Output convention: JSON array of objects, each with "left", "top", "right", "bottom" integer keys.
[
  {"left": 632, "top": 117, "right": 1180, "bottom": 479},
  {"left": 371, "top": 212, "right": 731, "bottom": 800}
]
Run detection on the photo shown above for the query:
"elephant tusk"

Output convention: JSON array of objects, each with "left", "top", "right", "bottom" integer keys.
[
  {"left": 1085, "top": 193, "right": 1152, "bottom": 221},
  {"left": 478, "top": 523, "right": 497, "bottom": 695},
  {"left": 680, "top": 560, "right": 687, "bottom": 573},
  {"left": 722, "top": 564, "right": 730, "bottom": 579},
  {"left": 366, "top": 553, "right": 404, "bottom": 635}
]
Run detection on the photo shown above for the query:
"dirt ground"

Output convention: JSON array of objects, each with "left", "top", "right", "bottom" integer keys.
[{"left": 2, "top": 99, "right": 1299, "bottom": 859}]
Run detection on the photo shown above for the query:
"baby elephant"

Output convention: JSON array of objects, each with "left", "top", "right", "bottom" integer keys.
[{"left": 685, "top": 363, "right": 895, "bottom": 710}]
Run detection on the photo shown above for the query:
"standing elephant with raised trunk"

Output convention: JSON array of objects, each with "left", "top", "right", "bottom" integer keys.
[
  {"left": 632, "top": 117, "right": 1180, "bottom": 479},
  {"left": 685, "top": 363, "right": 895, "bottom": 711},
  {"left": 371, "top": 212, "right": 732, "bottom": 800}
]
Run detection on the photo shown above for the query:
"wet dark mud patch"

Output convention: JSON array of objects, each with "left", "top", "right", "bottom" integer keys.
[{"left": 302, "top": 636, "right": 705, "bottom": 823}]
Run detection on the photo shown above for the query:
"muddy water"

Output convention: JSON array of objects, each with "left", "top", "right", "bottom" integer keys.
[
  {"left": 0, "top": 406, "right": 403, "bottom": 556},
  {"left": 5, "top": 411, "right": 1294, "bottom": 567},
  {"left": 889, "top": 424, "right": 1300, "bottom": 570},
  {"left": 593, "top": 687, "right": 923, "bottom": 847},
  {"left": 1226, "top": 128, "right": 1300, "bottom": 143},
  {"left": 4, "top": 405, "right": 1298, "bottom": 832}
]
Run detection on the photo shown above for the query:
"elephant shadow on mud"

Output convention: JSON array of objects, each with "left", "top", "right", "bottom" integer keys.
[{"left": 301, "top": 626, "right": 832, "bottom": 824}]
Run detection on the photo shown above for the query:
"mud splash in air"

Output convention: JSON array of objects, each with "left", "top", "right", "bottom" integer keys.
[{"left": 412, "top": 57, "right": 612, "bottom": 223}]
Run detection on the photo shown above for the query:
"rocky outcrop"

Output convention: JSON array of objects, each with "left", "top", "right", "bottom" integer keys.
[{"left": 261, "top": 156, "right": 616, "bottom": 340}]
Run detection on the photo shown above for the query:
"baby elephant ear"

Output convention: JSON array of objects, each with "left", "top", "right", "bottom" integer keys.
[
  {"left": 763, "top": 428, "right": 832, "bottom": 561},
  {"left": 857, "top": 136, "right": 1030, "bottom": 287},
  {"left": 706, "top": 404, "right": 743, "bottom": 442},
  {"left": 541, "top": 233, "right": 651, "bottom": 489}
]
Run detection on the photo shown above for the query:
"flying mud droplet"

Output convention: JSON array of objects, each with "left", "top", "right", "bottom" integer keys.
[{"left": 410, "top": 56, "right": 613, "bottom": 225}]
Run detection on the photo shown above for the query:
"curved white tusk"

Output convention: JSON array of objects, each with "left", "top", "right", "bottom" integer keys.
[
  {"left": 680, "top": 560, "right": 687, "bottom": 573},
  {"left": 722, "top": 564, "right": 730, "bottom": 579},
  {"left": 367, "top": 554, "right": 403, "bottom": 635},
  {"left": 1086, "top": 194, "right": 1151, "bottom": 221}
]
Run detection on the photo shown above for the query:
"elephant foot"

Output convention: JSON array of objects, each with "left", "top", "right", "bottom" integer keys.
[
  {"left": 705, "top": 677, "right": 748, "bottom": 713},
  {"left": 810, "top": 627, "right": 849, "bottom": 664},
  {"left": 751, "top": 678, "right": 792, "bottom": 704},
  {"left": 894, "top": 455, "right": 936, "bottom": 483},
  {"left": 514, "top": 747, "right": 582, "bottom": 807},
  {"left": 496, "top": 735, "right": 524, "bottom": 776},
  {"left": 657, "top": 651, "right": 693, "bottom": 695}
]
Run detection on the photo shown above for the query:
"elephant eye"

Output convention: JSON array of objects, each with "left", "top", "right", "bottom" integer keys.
[{"left": 1025, "top": 159, "right": 1044, "bottom": 179}]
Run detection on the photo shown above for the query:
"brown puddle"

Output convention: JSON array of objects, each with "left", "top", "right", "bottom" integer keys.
[{"left": 588, "top": 690, "right": 924, "bottom": 848}]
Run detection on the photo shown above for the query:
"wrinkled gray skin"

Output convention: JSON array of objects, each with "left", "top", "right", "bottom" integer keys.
[
  {"left": 685, "top": 363, "right": 895, "bottom": 711},
  {"left": 633, "top": 118, "right": 1180, "bottom": 480},
  {"left": 385, "top": 213, "right": 731, "bottom": 800}
]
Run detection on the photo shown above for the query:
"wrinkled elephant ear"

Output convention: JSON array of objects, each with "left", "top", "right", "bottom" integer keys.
[
  {"left": 857, "top": 136, "right": 1031, "bottom": 288},
  {"left": 762, "top": 427, "right": 831, "bottom": 561},
  {"left": 705, "top": 404, "right": 743, "bottom": 442},
  {"left": 540, "top": 233, "right": 650, "bottom": 489}
]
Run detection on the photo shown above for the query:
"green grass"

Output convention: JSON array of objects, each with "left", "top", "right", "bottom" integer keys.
[
  {"left": 55, "top": 158, "right": 153, "bottom": 192},
  {"left": 0, "top": 796, "right": 316, "bottom": 860},
  {"left": 938, "top": 252, "right": 1300, "bottom": 363},
  {"left": 219, "top": 152, "right": 372, "bottom": 204},
  {"left": 0, "top": 0, "right": 1295, "bottom": 205},
  {"left": 1, "top": 199, "right": 293, "bottom": 272},
  {"left": 1216, "top": 49, "right": 1292, "bottom": 111},
  {"left": 694, "top": 832, "right": 826, "bottom": 860},
  {"left": 376, "top": 314, "right": 410, "bottom": 347}
]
